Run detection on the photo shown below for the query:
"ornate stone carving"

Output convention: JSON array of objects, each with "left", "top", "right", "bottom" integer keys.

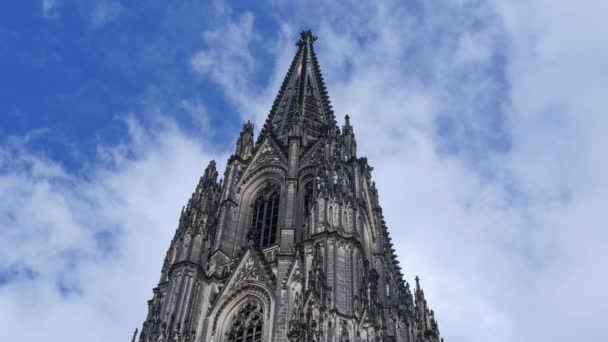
[
  {"left": 340, "top": 320, "right": 350, "bottom": 342},
  {"left": 230, "top": 256, "right": 264, "bottom": 290},
  {"left": 137, "top": 30, "right": 443, "bottom": 342}
]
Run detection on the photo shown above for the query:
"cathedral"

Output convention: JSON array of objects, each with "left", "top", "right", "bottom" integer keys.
[{"left": 137, "top": 30, "right": 443, "bottom": 342}]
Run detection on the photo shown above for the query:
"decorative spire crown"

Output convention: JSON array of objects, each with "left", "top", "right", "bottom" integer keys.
[
  {"left": 241, "top": 120, "right": 254, "bottom": 134},
  {"left": 257, "top": 30, "right": 336, "bottom": 146},
  {"left": 297, "top": 30, "right": 317, "bottom": 46}
]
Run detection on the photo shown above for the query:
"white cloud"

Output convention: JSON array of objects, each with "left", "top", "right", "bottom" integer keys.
[
  {"left": 180, "top": 98, "right": 211, "bottom": 132},
  {"left": 190, "top": 12, "right": 260, "bottom": 102},
  {"left": 90, "top": 1, "right": 123, "bottom": 29},
  {"left": 5, "top": 0, "right": 607, "bottom": 341},
  {"left": 187, "top": 1, "right": 608, "bottom": 341},
  {"left": 190, "top": 13, "right": 298, "bottom": 129},
  {"left": 320, "top": 1, "right": 608, "bottom": 341},
  {"left": 42, "top": 0, "right": 60, "bottom": 19},
  {"left": 0, "top": 115, "right": 226, "bottom": 341}
]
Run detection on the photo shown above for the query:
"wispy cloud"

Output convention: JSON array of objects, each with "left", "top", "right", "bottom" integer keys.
[
  {"left": 186, "top": 1, "right": 608, "bottom": 341},
  {"left": 190, "top": 12, "right": 263, "bottom": 114},
  {"left": 4, "top": 1, "right": 607, "bottom": 341},
  {"left": 189, "top": 12, "right": 298, "bottom": 127},
  {"left": 0, "top": 115, "right": 226, "bottom": 340},
  {"left": 41, "top": 0, "right": 60, "bottom": 19},
  {"left": 90, "top": 1, "right": 123, "bottom": 29}
]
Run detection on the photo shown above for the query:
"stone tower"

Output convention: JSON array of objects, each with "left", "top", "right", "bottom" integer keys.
[{"left": 138, "top": 30, "right": 443, "bottom": 342}]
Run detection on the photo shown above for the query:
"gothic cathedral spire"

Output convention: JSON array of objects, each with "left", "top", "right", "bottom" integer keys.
[
  {"left": 137, "top": 30, "right": 444, "bottom": 342},
  {"left": 258, "top": 30, "right": 336, "bottom": 147}
]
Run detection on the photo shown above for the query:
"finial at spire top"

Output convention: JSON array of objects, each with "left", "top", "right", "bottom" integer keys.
[
  {"left": 243, "top": 120, "right": 254, "bottom": 132},
  {"left": 205, "top": 160, "right": 217, "bottom": 172},
  {"left": 202, "top": 160, "right": 219, "bottom": 182},
  {"left": 297, "top": 30, "right": 318, "bottom": 46}
]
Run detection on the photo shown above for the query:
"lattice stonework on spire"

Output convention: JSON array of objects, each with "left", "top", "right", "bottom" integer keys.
[
  {"left": 259, "top": 30, "right": 336, "bottom": 147},
  {"left": 137, "top": 31, "right": 444, "bottom": 342}
]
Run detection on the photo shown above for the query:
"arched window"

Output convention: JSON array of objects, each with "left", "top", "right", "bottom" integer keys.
[
  {"left": 227, "top": 301, "right": 264, "bottom": 342},
  {"left": 250, "top": 183, "right": 280, "bottom": 248}
]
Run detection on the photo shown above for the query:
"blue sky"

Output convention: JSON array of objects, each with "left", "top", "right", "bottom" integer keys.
[
  {"left": 1, "top": 1, "right": 607, "bottom": 341},
  {"left": 2, "top": 1, "right": 250, "bottom": 167}
]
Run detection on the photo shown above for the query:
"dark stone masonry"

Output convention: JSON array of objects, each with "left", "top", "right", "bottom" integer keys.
[{"left": 137, "top": 30, "right": 443, "bottom": 342}]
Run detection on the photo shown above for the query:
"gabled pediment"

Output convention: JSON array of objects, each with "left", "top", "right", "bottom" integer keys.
[
  {"left": 220, "top": 244, "right": 276, "bottom": 295},
  {"left": 239, "top": 136, "right": 288, "bottom": 184},
  {"left": 299, "top": 138, "right": 325, "bottom": 169}
]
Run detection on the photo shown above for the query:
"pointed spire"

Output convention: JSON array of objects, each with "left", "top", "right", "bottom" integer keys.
[
  {"left": 414, "top": 275, "right": 426, "bottom": 307},
  {"left": 203, "top": 160, "right": 218, "bottom": 181},
  {"left": 343, "top": 114, "right": 352, "bottom": 131},
  {"left": 258, "top": 30, "right": 336, "bottom": 146},
  {"left": 414, "top": 276, "right": 441, "bottom": 339},
  {"left": 235, "top": 121, "right": 254, "bottom": 159},
  {"left": 297, "top": 30, "right": 317, "bottom": 47},
  {"left": 193, "top": 159, "right": 220, "bottom": 208},
  {"left": 131, "top": 328, "right": 138, "bottom": 342},
  {"left": 342, "top": 114, "right": 357, "bottom": 159},
  {"left": 177, "top": 159, "right": 221, "bottom": 237}
]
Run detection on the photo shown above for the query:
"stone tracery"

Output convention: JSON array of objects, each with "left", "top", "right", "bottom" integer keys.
[{"left": 226, "top": 301, "right": 264, "bottom": 342}]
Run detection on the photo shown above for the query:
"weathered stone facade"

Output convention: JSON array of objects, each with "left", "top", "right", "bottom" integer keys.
[{"left": 138, "top": 31, "right": 443, "bottom": 342}]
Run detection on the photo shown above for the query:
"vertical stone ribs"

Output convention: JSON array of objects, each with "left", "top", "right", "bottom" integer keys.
[{"left": 260, "top": 30, "right": 336, "bottom": 147}]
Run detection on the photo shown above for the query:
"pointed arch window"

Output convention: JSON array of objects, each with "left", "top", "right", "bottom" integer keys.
[
  {"left": 250, "top": 183, "right": 280, "bottom": 248},
  {"left": 227, "top": 301, "right": 264, "bottom": 342}
]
